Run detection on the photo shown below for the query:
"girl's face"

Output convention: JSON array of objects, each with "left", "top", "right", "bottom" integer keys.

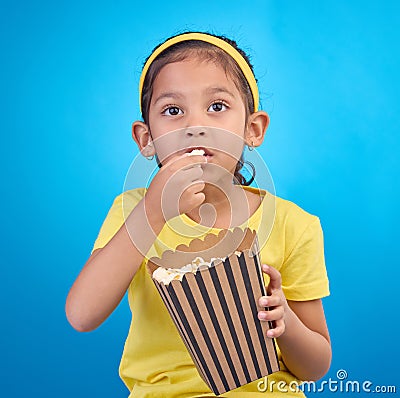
[{"left": 147, "top": 58, "right": 249, "bottom": 177}]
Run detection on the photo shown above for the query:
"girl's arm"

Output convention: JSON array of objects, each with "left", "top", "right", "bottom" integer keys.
[
  {"left": 65, "top": 198, "right": 165, "bottom": 332},
  {"left": 258, "top": 264, "right": 331, "bottom": 381},
  {"left": 66, "top": 153, "right": 207, "bottom": 332}
]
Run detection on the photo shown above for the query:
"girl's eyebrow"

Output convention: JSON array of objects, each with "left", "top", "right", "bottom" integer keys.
[
  {"left": 153, "top": 86, "right": 236, "bottom": 106},
  {"left": 153, "top": 92, "right": 184, "bottom": 105},
  {"left": 204, "top": 86, "right": 236, "bottom": 99}
]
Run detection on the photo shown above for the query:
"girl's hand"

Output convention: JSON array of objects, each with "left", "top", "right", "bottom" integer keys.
[
  {"left": 144, "top": 153, "right": 207, "bottom": 223},
  {"left": 258, "top": 264, "right": 289, "bottom": 339}
]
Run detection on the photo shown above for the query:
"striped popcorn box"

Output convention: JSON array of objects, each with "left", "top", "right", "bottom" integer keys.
[{"left": 147, "top": 227, "right": 280, "bottom": 395}]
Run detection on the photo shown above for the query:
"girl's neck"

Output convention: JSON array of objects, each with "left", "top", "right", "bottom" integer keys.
[{"left": 202, "top": 181, "right": 236, "bottom": 206}]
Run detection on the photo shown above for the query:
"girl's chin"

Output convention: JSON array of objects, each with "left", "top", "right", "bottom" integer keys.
[{"left": 201, "top": 165, "right": 238, "bottom": 183}]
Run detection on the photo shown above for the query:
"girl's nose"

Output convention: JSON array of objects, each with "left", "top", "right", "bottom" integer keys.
[{"left": 185, "top": 126, "right": 207, "bottom": 137}]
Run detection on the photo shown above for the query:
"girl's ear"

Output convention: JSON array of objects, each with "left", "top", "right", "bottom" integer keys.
[
  {"left": 132, "top": 121, "right": 155, "bottom": 157},
  {"left": 245, "top": 111, "right": 270, "bottom": 148}
]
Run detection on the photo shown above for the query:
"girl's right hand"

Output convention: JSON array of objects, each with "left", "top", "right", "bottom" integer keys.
[{"left": 144, "top": 153, "right": 207, "bottom": 223}]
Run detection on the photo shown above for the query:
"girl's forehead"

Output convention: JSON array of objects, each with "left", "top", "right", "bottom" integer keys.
[{"left": 152, "top": 59, "right": 239, "bottom": 94}]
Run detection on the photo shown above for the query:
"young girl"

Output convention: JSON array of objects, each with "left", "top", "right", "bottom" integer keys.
[{"left": 66, "top": 31, "right": 331, "bottom": 397}]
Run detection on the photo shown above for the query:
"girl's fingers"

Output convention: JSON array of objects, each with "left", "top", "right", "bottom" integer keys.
[
  {"left": 166, "top": 153, "right": 207, "bottom": 172},
  {"left": 183, "top": 165, "right": 204, "bottom": 181},
  {"left": 261, "top": 264, "right": 282, "bottom": 292},
  {"left": 258, "top": 294, "right": 282, "bottom": 308},
  {"left": 266, "top": 318, "right": 285, "bottom": 338},
  {"left": 182, "top": 154, "right": 208, "bottom": 170},
  {"left": 259, "top": 266, "right": 287, "bottom": 339},
  {"left": 258, "top": 307, "right": 284, "bottom": 322},
  {"left": 185, "top": 181, "right": 206, "bottom": 194}
]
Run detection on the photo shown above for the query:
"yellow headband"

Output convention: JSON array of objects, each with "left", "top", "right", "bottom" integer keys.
[{"left": 139, "top": 32, "right": 259, "bottom": 114}]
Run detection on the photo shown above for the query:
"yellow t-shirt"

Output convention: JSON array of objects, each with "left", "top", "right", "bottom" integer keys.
[{"left": 91, "top": 186, "right": 329, "bottom": 397}]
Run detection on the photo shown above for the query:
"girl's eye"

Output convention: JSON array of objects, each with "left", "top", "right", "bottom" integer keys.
[
  {"left": 161, "top": 105, "right": 183, "bottom": 116},
  {"left": 208, "top": 101, "right": 228, "bottom": 112}
]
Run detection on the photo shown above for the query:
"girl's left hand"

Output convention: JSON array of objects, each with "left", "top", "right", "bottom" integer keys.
[{"left": 258, "top": 264, "right": 289, "bottom": 339}]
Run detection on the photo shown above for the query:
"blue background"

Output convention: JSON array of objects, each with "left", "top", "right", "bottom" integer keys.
[{"left": 1, "top": 1, "right": 399, "bottom": 397}]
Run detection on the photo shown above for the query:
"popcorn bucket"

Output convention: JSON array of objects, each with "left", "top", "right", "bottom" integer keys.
[{"left": 147, "top": 227, "right": 280, "bottom": 395}]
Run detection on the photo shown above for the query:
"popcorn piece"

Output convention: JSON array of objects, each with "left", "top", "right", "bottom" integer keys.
[
  {"left": 210, "top": 257, "right": 227, "bottom": 265},
  {"left": 192, "top": 256, "right": 205, "bottom": 267},
  {"left": 188, "top": 149, "right": 205, "bottom": 156},
  {"left": 152, "top": 254, "right": 232, "bottom": 285},
  {"left": 152, "top": 267, "right": 183, "bottom": 284}
]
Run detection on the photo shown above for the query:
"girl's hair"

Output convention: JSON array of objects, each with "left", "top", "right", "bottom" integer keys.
[{"left": 141, "top": 31, "right": 257, "bottom": 186}]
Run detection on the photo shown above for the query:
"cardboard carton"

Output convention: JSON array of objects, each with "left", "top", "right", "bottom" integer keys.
[{"left": 147, "top": 227, "right": 279, "bottom": 395}]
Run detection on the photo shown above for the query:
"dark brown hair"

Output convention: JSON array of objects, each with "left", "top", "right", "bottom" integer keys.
[{"left": 141, "top": 31, "right": 257, "bottom": 185}]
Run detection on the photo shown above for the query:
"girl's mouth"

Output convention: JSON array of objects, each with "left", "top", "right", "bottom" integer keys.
[{"left": 186, "top": 147, "right": 213, "bottom": 159}]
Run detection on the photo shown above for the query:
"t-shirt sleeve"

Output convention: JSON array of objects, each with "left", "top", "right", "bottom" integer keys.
[
  {"left": 280, "top": 216, "right": 330, "bottom": 301},
  {"left": 90, "top": 193, "right": 125, "bottom": 254}
]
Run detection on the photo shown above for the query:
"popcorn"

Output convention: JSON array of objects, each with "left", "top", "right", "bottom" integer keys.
[
  {"left": 188, "top": 149, "right": 205, "bottom": 156},
  {"left": 152, "top": 255, "right": 228, "bottom": 285}
]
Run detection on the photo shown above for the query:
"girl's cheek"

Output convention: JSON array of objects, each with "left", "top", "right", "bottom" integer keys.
[{"left": 152, "top": 117, "right": 183, "bottom": 131}]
